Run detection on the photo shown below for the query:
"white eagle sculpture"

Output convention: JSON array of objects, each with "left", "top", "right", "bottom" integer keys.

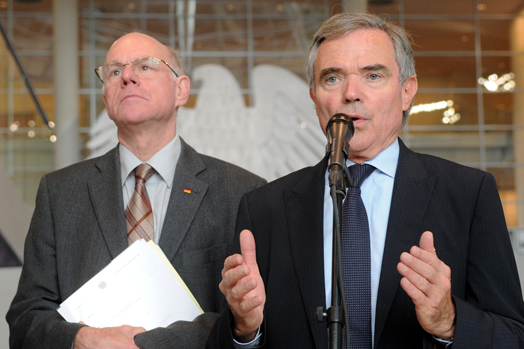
[{"left": 86, "top": 64, "right": 326, "bottom": 182}]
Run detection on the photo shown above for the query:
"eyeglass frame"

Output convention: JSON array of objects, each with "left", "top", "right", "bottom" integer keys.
[{"left": 94, "top": 57, "right": 179, "bottom": 84}]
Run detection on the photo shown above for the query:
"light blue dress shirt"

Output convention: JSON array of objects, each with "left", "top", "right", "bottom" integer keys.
[
  {"left": 120, "top": 135, "right": 181, "bottom": 244},
  {"left": 323, "top": 139, "right": 399, "bottom": 347}
]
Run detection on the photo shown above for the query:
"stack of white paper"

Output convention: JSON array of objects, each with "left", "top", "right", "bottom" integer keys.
[{"left": 57, "top": 239, "right": 203, "bottom": 330}]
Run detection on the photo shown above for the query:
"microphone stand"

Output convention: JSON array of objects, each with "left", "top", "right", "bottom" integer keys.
[{"left": 317, "top": 150, "right": 352, "bottom": 349}]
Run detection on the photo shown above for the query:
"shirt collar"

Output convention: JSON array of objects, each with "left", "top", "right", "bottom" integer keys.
[
  {"left": 119, "top": 135, "right": 181, "bottom": 188},
  {"left": 347, "top": 138, "right": 399, "bottom": 179}
]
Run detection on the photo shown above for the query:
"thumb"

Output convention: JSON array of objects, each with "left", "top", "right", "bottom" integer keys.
[
  {"left": 239, "top": 229, "right": 257, "bottom": 266},
  {"left": 419, "top": 231, "right": 436, "bottom": 254}
]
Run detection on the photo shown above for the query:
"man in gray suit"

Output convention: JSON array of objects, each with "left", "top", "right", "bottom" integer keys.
[{"left": 6, "top": 32, "right": 266, "bottom": 348}]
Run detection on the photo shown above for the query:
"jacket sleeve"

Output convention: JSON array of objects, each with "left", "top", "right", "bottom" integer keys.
[
  {"left": 6, "top": 175, "right": 84, "bottom": 349},
  {"left": 451, "top": 173, "right": 524, "bottom": 348},
  {"left": 134, "top": 313, "right": 220, "bottom": 349}
]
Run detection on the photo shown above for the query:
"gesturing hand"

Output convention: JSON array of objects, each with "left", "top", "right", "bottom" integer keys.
[
  {"left": 219, "top": 230, "right": 266, "bottom": 342},
  {"left": 397, "top": 231, "right": 455, "bottom": 339}
]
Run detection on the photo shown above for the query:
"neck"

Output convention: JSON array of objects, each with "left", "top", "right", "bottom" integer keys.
[{"left": 118, "top": 127, "right": 176, "bottom": 162}]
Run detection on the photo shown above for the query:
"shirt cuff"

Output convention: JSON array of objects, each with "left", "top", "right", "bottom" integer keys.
[
  {"left": 432, "top": 334, "right": 453, "bottom": 348},
  {"left": 232, "top": 328, "right": 262, "bottom": 348}
]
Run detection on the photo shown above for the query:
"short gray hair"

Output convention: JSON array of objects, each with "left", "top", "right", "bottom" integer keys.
[
  {"left": 166, "top": 45, "right": 185, "bottom": 77},
  {"left": 307, "top": 13, "right": 416, "bottom": 123}
]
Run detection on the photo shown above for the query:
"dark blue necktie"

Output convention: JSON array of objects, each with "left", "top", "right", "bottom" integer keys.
[{"left": 342, "top": 164, "right": 375, "bottom": 349}]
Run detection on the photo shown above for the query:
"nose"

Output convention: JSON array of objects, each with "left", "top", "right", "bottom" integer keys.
[
  {"left": 344, "top": 77, "right": 361, "bottom": 103},
  {"left": 120, "top": 64, "right": 139, "bottom": 87}
]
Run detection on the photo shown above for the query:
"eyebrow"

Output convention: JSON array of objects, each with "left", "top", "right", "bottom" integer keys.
[
  {"left": 318, "top": 64, "right": 393, "bottom": 82},
  {"left": 318, "top": 67, "right": 343, "bottom": 81},
  {"left": 360, "top": 64, "right": 392, "bottom": 77},
  {"left": 107, "top": 57, "right": 150, "bottom": 65}
]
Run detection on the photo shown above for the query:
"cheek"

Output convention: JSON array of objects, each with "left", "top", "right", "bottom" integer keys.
[{"left": 316, "top": 96, "right": 338, "bottom": 117}]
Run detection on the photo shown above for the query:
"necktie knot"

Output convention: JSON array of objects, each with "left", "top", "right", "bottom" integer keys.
[
  {"left": 349, "top": 164, "right": 375, "bottom": 188},
  {"left": 135, "top": 163, "right": 154, "bottom": 183}
]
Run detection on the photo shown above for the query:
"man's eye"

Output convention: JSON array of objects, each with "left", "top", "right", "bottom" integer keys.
[
  {"left": 109, "top": 69, "right": 122, "bottom": 77},
  {"left": 369, "top": 74, "right": 380, "bottom": 80},
  {"left": 327, "top": 76, "right": 338, "bottom": 83},
  {"left": 138, "top": 64, "right": 151, "bottom": 71}
]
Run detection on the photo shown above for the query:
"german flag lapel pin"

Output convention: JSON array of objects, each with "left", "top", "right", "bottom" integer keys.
[{"left": 183, "top": 188, "right": 192, "bottom": 194}]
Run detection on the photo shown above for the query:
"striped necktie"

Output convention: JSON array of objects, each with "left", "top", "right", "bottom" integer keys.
[{"left": 126, "top": 163, "right": 154, "bottom": 245}]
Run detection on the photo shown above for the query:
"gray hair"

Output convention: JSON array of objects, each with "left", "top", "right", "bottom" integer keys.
[
  {"left": 166, "top": 45, "right": 185, "bottom": 77},
  {"left": 307, "top": 13, "right": 416, "bottom": 124}
]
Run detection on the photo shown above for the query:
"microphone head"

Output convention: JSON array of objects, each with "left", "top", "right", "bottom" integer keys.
[
  {"left": 325, "top": 113, "right": 354, "bottom": 188},
  {"left": 326, "top": 113, "right": 354, "bottom": 146}
]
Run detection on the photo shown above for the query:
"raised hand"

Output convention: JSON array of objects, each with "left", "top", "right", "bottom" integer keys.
[
  {"left": 397, "top": 231, "right": 455, "bottom": 339},
  {"left": 219, "top": 230, "right": 266, "bottom": 342}
]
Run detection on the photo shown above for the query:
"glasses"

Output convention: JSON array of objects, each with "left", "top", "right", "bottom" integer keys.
[{"left": 95, "top": 57, "right": 179, "bottom": 84}]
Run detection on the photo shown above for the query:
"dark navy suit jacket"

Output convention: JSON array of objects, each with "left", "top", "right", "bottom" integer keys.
[{"left": 209, "top": 138, "right": 524, "bottom": 348}]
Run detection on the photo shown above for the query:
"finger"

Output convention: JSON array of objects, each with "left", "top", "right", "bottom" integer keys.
[
  {"left": 398, "top": 254, "right": 437, "bottom": 296},
  {"left": 235, "top": 290, "right": 263, "bottom": 314},
  {"left": 223, "top": 254, "right": 244, "bottom": 276},
  {"left": 221, "top": 263, "right": 250, "bottom": 291},
  {"left": 411, "top": 246, "right": 450, "bottom": 278},
  {"left": 399, "top": 254, "right": 450, "bottom": 300},
  {"left": 398, "top": 273, "right": 426, "bottom": 303},
  {"left": 419, "top": 231, "right": 436, "bottom": 254},
  {"left": 412, "top": 233, "right": 450, "bottom": 277},
  {"left": 400, "top": 251, "right": 436, "bottom": 281},
  {"left": 239, "top": 230, "right": 257, "bottom": 267},
  {"left": 231, "top": 278, "right": 260, "bottom": 306}
]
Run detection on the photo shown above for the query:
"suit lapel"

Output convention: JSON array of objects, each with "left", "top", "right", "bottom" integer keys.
[
  {"left": 88, "top": 147, "right": 128, "bottom": 258},
  {"left": 374, "top": 139, "right": 437, "bottom": 345},
  {"left": 158, "top": 139, "right": 208, "bottom": 261},
  {"left": 284, "top": 158, "right": 329, "bottom": 348}
]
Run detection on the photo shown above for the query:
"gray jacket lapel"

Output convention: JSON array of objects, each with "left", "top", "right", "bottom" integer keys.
[
  {"left": 285, "top": 158, "right": 329, "bottom": 348},
  {"left": 88, "top": 146, "right": 128, "bottom": 258},
  {"left": 374, "top": 139, "right": 437, "bottom": 345},
  {"left": 158, "top": 139, "right": 208, "bottom": 261}
]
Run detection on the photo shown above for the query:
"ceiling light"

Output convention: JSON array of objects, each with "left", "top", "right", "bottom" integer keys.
[
  {"left": 9, "top": 121, "right": 19, "bottom": 132},
  {"left": 410, "top": 100, "right": 451, "bottom": 115},
  {"left": 478, "top": 73, "right": 515, "bottom": 92}
]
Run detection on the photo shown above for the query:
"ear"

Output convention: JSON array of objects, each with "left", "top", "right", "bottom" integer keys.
[
  {"left": 401, "top": 75, "right": 418, "bottom": 112},
  {"left": 309, "top": 87, "right": 317, "bottom": 106},
  {"left": 175, "top": 75, "right": 191, "bottom": 108}
]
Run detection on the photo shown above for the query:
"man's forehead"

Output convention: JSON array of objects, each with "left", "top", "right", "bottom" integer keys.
[
  {"left": 105, "top": 33, "right": 167, "bottom": 62},
  {"left": 316, "top": 30, "right": 396, "bottom": 70}
]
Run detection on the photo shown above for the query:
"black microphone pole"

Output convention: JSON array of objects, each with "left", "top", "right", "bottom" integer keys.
[{"left": 316, "top": 114, "right": 354, "bottom": 349}]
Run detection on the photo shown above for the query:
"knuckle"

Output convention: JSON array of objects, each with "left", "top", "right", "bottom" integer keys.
[{"left": 229, "top": 288, "right": 239, "bottom": 301}]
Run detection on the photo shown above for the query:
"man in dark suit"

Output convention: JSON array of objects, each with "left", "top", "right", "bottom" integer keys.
[
  {"left": 208, "top": 13, "right": 524, "bottom": 348},
  {"left": 6, "top": 32, "right": 266, "bottom": 348}
]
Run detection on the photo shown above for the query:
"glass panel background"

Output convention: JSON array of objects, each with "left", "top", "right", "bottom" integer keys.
[{"left": 0, "top": 0, "right": 523, "bottom": 228}]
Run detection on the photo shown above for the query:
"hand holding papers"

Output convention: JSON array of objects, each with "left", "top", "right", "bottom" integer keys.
[{"left": 57, "top": 239, "right": 203, "bottom": 330}]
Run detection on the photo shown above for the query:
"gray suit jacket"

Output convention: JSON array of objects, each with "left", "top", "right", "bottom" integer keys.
[{"left": 7, "top": 138, "right": 266, "bottom": 349}]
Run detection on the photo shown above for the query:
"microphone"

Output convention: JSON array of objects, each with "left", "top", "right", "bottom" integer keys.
[{"left": 325, "top": 113, "right": 354, "bottom": 190}]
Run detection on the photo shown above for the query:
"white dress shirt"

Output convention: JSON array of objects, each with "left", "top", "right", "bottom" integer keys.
[
  {"left": 120, "top": 135, "right": 181, "bottom": 243},
  {"left": 323, "top": 139, "right": 399, "bottom": 347}
]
